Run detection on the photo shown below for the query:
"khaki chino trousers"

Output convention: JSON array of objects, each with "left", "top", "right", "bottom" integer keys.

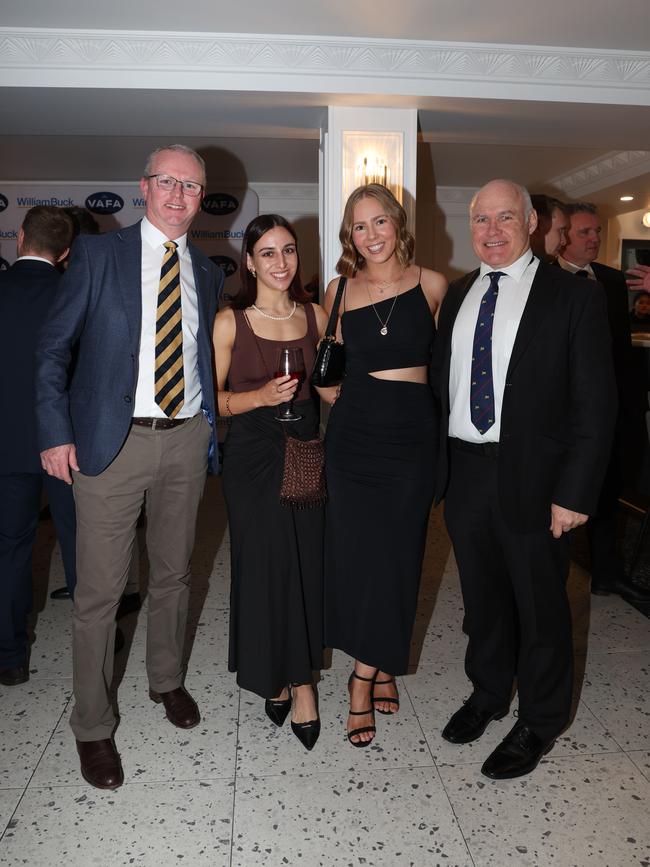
[{"left": 70, "top": 413, "right": 211, "bottom": 741}]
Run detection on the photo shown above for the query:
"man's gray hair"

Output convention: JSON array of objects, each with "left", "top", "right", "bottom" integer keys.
[
  {"left": 470, "top": 179, "right": 534, "bottom": 219},
  {"left": 565, "top": 201, "right": 598, "bottom": 217},
  {"left": 143, "top": 144, "right": 206, "bottom": 186}
]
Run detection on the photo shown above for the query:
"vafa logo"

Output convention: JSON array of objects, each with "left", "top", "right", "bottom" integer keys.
[
  {"left": 0, "top": 193, "right": 8, "bottom": 213},
  {"left": 201, "top": 193, "right": 239, "bottom": 216},
  {"left": 85, "top": 192, "right": 124, "bottom": 215},
  {"left": 209, "top": 255, "right": 238, "bottom": 277}
]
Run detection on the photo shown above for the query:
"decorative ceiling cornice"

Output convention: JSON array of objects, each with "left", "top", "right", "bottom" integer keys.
[
  {"left": 550, "top": 150, "right": 650, "bottom": 198},
  {"left": 1, "top": 28, "right": 650, "bottom": 104}
]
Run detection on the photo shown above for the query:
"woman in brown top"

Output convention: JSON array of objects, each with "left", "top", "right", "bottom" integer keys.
[{"left": 213, "top": 214, "right": 332, "bottom": 751}]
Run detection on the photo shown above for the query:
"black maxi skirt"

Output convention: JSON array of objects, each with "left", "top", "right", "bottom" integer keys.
[
  {"left": 324, "top": 374, "right": 436, "bottom": 675},
  {"left": 222, "top": 398, "right": 324, "bottom": 699}
]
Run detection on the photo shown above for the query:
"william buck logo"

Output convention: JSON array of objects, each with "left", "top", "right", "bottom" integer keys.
[
  {"left": 85, "top": 191, "right": 124, "bottom": 215},
  {"left": 201, "top": 193, "right": 239, "bottom": 216}
]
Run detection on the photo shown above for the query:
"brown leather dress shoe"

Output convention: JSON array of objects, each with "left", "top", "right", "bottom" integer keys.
[
  {"left": 150, "top": 685, "right": 200, "bottom": 728},
  {"left": 76, "top": 739, "right": 124, "bottom": 789}
]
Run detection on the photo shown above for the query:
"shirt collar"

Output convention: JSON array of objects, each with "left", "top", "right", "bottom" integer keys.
[
  {"left": 478, "top": 248, "right": 536, "bottom": 283},
  {"left": 141, "top": 216, "right": 188, "bottom": 256},
  {"left": 16, "top": 255, "right": 54, "bottom": 266},
  {"left": 557, "top": 255, "right": 595, "bottom": 278}
]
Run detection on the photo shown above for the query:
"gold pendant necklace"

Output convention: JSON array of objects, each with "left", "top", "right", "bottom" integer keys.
[{"left": 365, "top": 284, "right": 400, "bottom": 336}]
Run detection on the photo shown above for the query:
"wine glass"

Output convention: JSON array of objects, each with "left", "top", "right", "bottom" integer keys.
[{"left": 274, "top": 347, "right": 305, "bottom": 422}]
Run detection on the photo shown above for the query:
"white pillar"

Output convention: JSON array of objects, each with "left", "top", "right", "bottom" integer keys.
[{"left": 319, "top": 107, "right": 418, "bottom": 289}]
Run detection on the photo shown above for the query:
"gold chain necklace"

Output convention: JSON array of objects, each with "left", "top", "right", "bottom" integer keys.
[{"left": 365, "top": 284, "right": 401, "bottom": 336}]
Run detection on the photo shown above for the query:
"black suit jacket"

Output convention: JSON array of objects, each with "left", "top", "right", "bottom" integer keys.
[
  {"left": 0, "top": 259, "right": 62, "bottom": 474},
  {"left": 589, "top": 261, "right": 635, "bottom": 419},
  {"left": 432, "top": 259, "right": 617, "bottom": 532}
]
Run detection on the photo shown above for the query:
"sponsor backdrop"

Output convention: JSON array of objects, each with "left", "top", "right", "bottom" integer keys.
[{"left": 0, "top": 182, "right": 258, "bottom": 297}]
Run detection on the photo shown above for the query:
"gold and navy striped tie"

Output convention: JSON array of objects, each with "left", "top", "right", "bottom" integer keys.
[{"left": 154, "top": 241, "right": 185, "bottom": 418}]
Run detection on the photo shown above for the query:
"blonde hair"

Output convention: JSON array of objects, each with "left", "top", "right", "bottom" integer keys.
[{"left": 336, "top": 184, "right": 414, "bottom": 277}]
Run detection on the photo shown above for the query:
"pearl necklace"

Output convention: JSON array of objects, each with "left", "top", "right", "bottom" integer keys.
[{"left": 251, "top": 301, "right": 297, "bottom": 321}]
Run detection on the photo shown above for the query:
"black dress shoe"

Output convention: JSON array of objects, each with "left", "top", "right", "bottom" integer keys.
[
  {"left": 0, "top": 664, "right": 29, "bottom": 686},
  {"left": 481, "top": 722, "right": 555, "bottom": 779},
  {"left": 291, "top": 718, "right": 321, "bottom": 751},
  {"left": 76, "top": 738, "right": 124, "bottom": 789},
  {"left": 116, "top": 592, "right": 141, "bottom": 620},
  {"left": 50, "top": 586, "right": 72, "bottom": 600},
  {"left": 150, "top": 685, "right": 200, "bottom": 728},
  {"left": 265, "top": 691, "right": 292, "bottom": 727},
  {"left": 442, "top": 700, "right": 509, "bottom": 744},
  {"left": 591, "top": 577, "right": 650, "bottom": 603}
]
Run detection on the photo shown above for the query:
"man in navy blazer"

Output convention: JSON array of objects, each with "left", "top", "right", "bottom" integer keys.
[
  {"left": 37, "top": 145, "right": 223, "bottom": 789},
  {"left": 432, "top": 180, "right": 616, "bottom": 779},
  {"left": 0, "top": 206, "right": 76, "bottom": 687}
]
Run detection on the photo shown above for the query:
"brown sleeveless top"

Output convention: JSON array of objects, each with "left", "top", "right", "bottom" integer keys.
[{"left": 229, "top": 304, "right": 319, "bottom": 402}]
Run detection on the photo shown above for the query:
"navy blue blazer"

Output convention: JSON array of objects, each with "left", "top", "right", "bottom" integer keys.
[
  {"left": 36, "top": 222, "right": 223, "bottom": 476},
  {"left": 0, "top": 259, "right": 63, "bottom": 474}
]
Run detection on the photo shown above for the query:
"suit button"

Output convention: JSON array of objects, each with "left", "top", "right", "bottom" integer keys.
[{"left": 124, "top": 395, "right": 132, "bottom": 403}]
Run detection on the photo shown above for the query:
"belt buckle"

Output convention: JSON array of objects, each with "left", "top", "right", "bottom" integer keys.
[{"left": 151, "top": 417, "right": 160, "bottom": 431}]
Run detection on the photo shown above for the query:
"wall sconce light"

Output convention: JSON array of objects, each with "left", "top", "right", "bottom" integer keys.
[
  {"left": 342, "top": 131, "right": 404, "bottom": 206},
  {"left": 643, "top": 211, "right": 650, "bottom": 228}
]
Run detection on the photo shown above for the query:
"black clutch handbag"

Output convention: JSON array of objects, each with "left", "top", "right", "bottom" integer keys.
[{"left": 310, "top": 276, "right": 346, "bottom": 387}]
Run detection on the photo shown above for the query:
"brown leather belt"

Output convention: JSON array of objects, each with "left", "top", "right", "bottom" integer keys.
[{"left": 131, "top": 417, "right": 190, "bottom": 430}]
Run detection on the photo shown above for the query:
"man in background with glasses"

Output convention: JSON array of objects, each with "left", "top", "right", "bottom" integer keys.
[{"left": 37, "top": 144, "right": 223, "bottom": 790}]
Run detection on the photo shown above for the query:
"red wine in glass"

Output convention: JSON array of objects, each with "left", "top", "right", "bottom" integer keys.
[{"left": 274, "top": 347, "right": 305, "bottom": 422}]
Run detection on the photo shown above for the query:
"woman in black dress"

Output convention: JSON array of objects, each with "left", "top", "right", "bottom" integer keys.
[
  {"left": 324, "top": 184, "right": 447, "bottom": 746},
  {"left": 213, "top": 214, "right": 332, "bottom": 750}
]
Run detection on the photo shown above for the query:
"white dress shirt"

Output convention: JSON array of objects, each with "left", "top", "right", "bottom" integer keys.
[
  {"left": 557, "top": 255, "right": 596, "bottom": 280},
  {"left": 448, "top": 250, "right": 539, "bottom": 443},
  {"left": 134, "top": 217, "right": 202, "bottom": 418}
]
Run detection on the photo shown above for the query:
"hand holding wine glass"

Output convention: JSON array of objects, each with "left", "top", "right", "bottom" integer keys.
[{"left": 274, "top": 347, "right": 305, "bottom": 422}]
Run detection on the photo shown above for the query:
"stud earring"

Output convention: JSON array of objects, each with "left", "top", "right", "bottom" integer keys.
[{"left": 249, "top": 268, "right": 256, "bottom": 277}]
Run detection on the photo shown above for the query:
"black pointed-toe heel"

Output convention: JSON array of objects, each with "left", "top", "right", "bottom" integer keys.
[
  {"left": 265, "top": 687, "right": 291, "bottom": 727},
  {"left": 347, "top": 671, "right": 376, "bottom": 748},
  {"left": 291, "top": 718, "right": 321, "bottom": 751}
]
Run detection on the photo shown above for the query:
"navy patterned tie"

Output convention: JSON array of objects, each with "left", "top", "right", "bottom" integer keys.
[{"left": 470, "top": 271, "right": 504, "bottom": 435}]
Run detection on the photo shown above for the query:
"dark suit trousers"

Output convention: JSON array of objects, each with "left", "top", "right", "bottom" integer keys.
[
  {"left": 443, "top": 446, "right": 573, "bottom": 741},
  {"left": 0, "top": 473, "right": 77, "bottom": 667}
]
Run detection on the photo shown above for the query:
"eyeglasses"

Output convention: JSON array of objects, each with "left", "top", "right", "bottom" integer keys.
[{"left": 146, "top": 174, "right": 204, "bottom": 197}]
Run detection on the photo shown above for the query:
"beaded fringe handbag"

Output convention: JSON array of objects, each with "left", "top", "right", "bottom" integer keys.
[{"left": 243, "top": 310, "right": 327, "bottom": 509}]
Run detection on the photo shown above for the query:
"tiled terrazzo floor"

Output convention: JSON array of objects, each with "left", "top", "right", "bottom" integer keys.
[{"left": 1, "top": 477, "right": 649, "bottom": 867}]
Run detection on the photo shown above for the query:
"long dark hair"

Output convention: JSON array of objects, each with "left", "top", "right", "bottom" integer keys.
[{"left": 231, "top": 214, "right": 310, "bottom": 309}]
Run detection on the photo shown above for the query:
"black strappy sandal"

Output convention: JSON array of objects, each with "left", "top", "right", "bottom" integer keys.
[
  {"left": 347, "top": 671, "right": 376, "bottom": 747},
  {"left": 373, "top": 676, "right": 400, "bottom": 715}
]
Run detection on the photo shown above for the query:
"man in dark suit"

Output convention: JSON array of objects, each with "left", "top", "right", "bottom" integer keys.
[
  {"left": 37, "top": 145, "right": 223, "bottom": 790},
  {"left": 432, "top": 179, "right": 616, "bottom": 779},
  {"left": 558, "top": 203, "right": 649, "bottom": 603},
  {"left": 0, "top": 206, "right": 76, "bottom": 686}
]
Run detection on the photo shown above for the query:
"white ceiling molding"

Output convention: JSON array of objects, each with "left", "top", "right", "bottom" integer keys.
[
  {"left": 549, "top": 150, "right": 650, "bottom": 198},
  {"left": 2, "top": 28, "right": 650, "bottom": 105}
]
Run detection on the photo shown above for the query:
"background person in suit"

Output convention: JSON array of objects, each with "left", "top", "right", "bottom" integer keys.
[
  {"left": 37, "top": 144, "right": 223, "bottom": 790},
  {"left": 529, "top": 194, "right": 568, "bottom": 263},
  {"left": 558, "top": 202, "right": 649, "bottom": 603},
  {"left": 0, "top": 205, "right": 75, "bottom": 686},
  {"left": 432, "top": 179, "right": 616, "bottom": 779}
]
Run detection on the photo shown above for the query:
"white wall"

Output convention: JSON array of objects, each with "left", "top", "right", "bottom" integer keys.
[{"left": 606, "top": 206, "right": 650, "bottom": 267}]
